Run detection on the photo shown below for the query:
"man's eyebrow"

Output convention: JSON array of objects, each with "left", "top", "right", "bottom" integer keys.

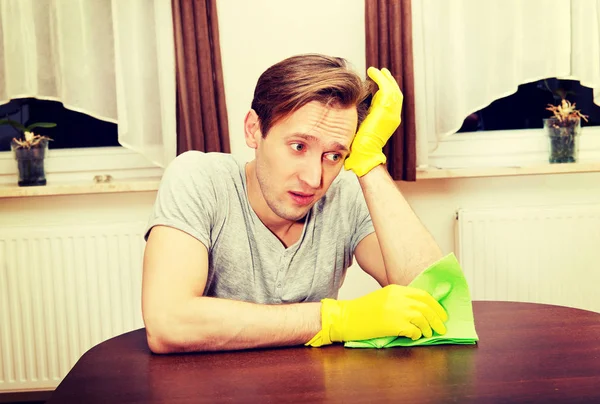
[{"left": 289, "top": 133, "right": 349, "bottom": 153}]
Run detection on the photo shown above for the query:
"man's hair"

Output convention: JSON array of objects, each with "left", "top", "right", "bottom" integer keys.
[{"left": 251, "top": 54, "right": 372, "bottom": 136}]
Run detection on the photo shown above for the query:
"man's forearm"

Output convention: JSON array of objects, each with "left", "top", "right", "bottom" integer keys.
[
  {"left": 145, "top": 297, "right": 321, "bottom": 353},
  {"left": 358, "top": 165, "right": 443, "bottom": 285}
]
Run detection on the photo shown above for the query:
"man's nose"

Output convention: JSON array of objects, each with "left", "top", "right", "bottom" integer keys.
[{"left": 298, "top": 155, "right": 322, "bottom": 189}]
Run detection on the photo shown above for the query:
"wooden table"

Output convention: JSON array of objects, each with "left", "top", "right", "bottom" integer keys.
[{"left": 47, "top": 301, "right": 600, "bottom": 403}]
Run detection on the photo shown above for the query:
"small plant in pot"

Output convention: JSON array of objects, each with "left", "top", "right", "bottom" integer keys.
[
  {"left": 544, "top": 99, "right": 588, "bottom": 163},
  {"left": 0, "top": 119, "right": 56, "bottom": 186}
]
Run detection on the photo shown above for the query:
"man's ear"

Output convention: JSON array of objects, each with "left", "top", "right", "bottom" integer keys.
[{"left": 244, "top": 109, "right": 262, "bottom": 149}]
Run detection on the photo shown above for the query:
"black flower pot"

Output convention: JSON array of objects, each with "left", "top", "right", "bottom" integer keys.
[{"left": 12, "top": 140, "right": 49, "bottom": 186}]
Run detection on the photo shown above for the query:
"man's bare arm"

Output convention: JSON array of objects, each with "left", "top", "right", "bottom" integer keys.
[
  {"left": 354, "top": 165, "right": 443, "bottom": 286},
  {"left": 142, "top": 225, "right": 321, "bottom": 353}
]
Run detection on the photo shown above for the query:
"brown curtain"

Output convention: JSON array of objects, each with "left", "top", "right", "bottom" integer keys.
[
  {"left": 172, "top": 0, "right": 230, "bottom": 154},
  {"left": 365, "top": 0, "right": 416, "bottom": 181}
]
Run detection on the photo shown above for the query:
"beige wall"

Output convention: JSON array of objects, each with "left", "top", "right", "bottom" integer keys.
[{"left": 217, "top": 0, "right": 366, "bottom": 163}]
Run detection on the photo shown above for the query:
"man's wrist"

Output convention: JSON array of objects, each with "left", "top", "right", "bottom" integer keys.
[{"left": 305, "top": 299, "right": 341, "bottom": 347}]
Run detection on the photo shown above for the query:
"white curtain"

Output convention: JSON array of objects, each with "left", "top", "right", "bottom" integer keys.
[
  {"left": 0, "top": 0, "right": 176, "bottom": 167},
  {"left": 411, "top": 0, "right": 600, "bottom": 167},
  {"left": 571, "top": 1, "right": 600, "bottom": 105}
]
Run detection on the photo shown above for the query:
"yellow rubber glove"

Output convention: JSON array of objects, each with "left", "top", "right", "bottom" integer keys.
[
  {"left": 306, "top": 285, "right": 448, "bottom": 347},
  {"left": 344, "top": 67, "right": 404, "bottom": 177}
]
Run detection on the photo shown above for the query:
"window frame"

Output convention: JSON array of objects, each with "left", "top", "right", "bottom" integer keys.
[
  {"left": 425, "top": 126, "right": 600, "bottom": 169},
  {"left": 0, "top": 146, "right": 163, "bottom": 185}
]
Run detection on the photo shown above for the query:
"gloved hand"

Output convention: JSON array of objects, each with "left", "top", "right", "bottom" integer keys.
[
  {"left": 306, "top": 285, "right": 448, "bottom": 347},
  {"left": 344, "top": 67, "right": 404, "bottom": 177}
]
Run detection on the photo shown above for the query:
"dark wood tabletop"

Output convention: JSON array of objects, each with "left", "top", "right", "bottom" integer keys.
[{"left": 47, "top": 301, "right": 600, "bottom": 404}]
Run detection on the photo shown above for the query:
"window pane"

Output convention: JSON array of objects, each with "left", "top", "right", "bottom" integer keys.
[
  {"left": 457, "top": 79, "right": 600, "bottom": 133},
  {"left": 0, "top": 98, "right": 119, "bottom": 151}
]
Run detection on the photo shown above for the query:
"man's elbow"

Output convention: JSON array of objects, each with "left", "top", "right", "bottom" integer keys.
[
  {"left": 146, "top": 331, "right": 176, "bottom": 354},
  {"left": 143, "top": 310, "right": 217, "bottom": 354},
  {"left": 143, "top": 313, "right": 187, "bottom": 354}
]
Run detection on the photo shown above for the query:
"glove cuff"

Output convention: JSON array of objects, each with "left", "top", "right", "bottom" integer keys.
[
  {"left": 304, "top": 299, "right": 341, "bottom": 347},
  {"left": 305, "top": 330, "right": 328, "bottom": 347},
  {"left": 346, "top": 152, "right": 387, "bottom": 177}
]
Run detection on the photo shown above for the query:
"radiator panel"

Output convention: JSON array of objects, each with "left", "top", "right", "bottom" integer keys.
[
  {"left": 456, "top": 204, "right": 600, "bottom": 313},
  {"left": 0, "top": 222, "right": 145, "bottom": 391}
]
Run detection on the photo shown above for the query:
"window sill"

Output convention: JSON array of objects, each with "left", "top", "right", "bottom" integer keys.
[
  {"left": 0, "top": 178, "right": 160, "bottom": 198},
  {"left": 416, "top": 161, "right": 600, "bottom": 180}
]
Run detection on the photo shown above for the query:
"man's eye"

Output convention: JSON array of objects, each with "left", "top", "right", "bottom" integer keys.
[
  {"left": 291, "top": 143, "right": 305, "bottom": 152},
  {"left": 324, "top": 153, "right": 342, "bottom": 162}
]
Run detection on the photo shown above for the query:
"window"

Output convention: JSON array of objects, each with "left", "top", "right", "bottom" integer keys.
[
  {"left": 428, "top": 84, "right": 600, "bottom": 169},
  {"left": 0, "top": 98, "right": 163, "bottom": 185},
  {"left": 411, "top": 2, "right": 600, "bottom": 171},
  {"left": 458, "top": 79, "right": 600, "bottom": 133},
  {"left": 424, "top": 77, "right": 600, "bottom": 170},
  {"left": 0, "top": 98, "right": 119, "bottom": 151}
]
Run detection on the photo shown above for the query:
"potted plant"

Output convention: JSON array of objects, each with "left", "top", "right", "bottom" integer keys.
[
  {"left": 0, "top": 119, "right": 56, "bottom": 186},
  {"left": 544, "top": 99, "right": 588, "bottom": 163}
]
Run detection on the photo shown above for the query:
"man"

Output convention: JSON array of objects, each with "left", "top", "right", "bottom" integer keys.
[{"left": 142, "top": 54, "right": 447, "bottom": 353}]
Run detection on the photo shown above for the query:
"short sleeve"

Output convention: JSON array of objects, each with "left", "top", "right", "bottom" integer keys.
[
  {"left": 144, "top": 151, "right": 218, "bottom": 248},
  {"left": 349, "top": 180, "right": 375, "bottom": 253}
]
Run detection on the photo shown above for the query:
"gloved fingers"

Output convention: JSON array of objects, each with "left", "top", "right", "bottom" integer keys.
[
  {"left": 367, "top": 66, "right": 403, "bottom": 111},
  {"left": 412, "top": 289, "right": 448, "bottom": 322},
  {"left": 381, "top": 68, "right": 404, "bottom": 109},
  {"left": 366, "top": 66, "right": 386, "bottom": 89},
  {"left": 417, "top": 302, "right": 447, "bottom": 336},
  {"left": 398, "top": 323, "right": 423, "bottom": 341},
  {"left": 381, "top": 68, "right": 401, "bottom": 93},
  {"left": 368, "top": 67, "right": 397, "bottom": 101},
  {"left": 366, "top": 67, "right": 385, "bottom": 109},
  {"left": 409, "top": 312, "right": 433, "bottom": 339}
]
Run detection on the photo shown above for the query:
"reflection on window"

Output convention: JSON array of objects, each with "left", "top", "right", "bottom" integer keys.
[
  {"left": 457, "top": 79, "right": 600, "bottom": 133},
  {"left": 0, "top": 98, "right": 119, "bottom": 152}
]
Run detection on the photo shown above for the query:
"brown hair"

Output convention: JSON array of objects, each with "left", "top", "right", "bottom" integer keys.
[{"left": 251, "top": 54, "right": 372, "bottom": 136}]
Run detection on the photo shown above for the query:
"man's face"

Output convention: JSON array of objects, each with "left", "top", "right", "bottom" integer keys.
[{"left": 248, "top": 101, "right": 358, "bottom": 223}]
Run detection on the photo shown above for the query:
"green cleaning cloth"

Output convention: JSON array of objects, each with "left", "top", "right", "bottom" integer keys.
[{"left": 345, "top": 253, "right": 479, "bottom": 348}]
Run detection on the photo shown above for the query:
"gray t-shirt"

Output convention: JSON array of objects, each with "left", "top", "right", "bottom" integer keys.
[{"left": 145, "top": 151, "right": 374, "bottom": 304}]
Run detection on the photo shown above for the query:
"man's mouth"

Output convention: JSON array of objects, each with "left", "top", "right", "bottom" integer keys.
[{"left": 289, "top": 191, "right": 315, "bottom": 206}]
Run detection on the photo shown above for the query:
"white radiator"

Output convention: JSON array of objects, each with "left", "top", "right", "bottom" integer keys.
[
  {"left": 455, "top": 204, "right": 600, "bottom": 313},
  {"left": 0, "top": 222, "right": 146, "bottom": 392}
]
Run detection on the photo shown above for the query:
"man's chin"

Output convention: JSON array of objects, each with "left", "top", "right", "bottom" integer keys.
[
  {"left": 277, "top": 206, "right": 311, "bottom": 223},
  {"left": 283, "top": 212, "right": 309, "bottom": 223}
]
